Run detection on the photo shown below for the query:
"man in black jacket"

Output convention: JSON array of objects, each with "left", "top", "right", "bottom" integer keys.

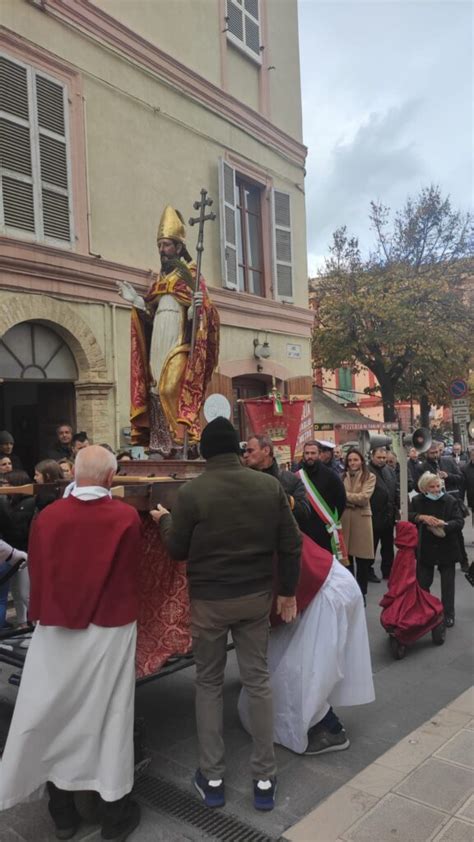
[
  {"left": 316, "top": 440, "right": 345, "bottom": 477},
  {"left": 0, "top": 431, "right": 23, "bottom": 471},
  {"left": 416, "top": 443, "right": 462, "bottom": 493},
  {"left": 46, "top": 423, "right": 74, "bottom": 461},
  {"left": 368, "top": 447, "right": 398, "bottom": 580},
  {"left": 462, "top": 448, "right": 474, "bottom": 585},
  {"left": 151, "top": 418, "right": 301, "bottom": 813},
  {"left": 295, "top": 440, "right": 346, "bottom": 553},
  {"left": 461, "top": 447, "right": 474, "bottom": 510},
  {"left": 407, "top": 447, "right": 422, "bottom": 492},
  {"left": 244, "top": 435, "right": 310, "bottom": 527}
]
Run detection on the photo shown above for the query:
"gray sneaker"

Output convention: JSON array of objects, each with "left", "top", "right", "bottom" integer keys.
[{"left": 304, "top": 728, "right": 350, "bottom": 755}]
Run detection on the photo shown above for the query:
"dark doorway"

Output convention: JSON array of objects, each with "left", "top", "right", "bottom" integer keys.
[
  {"left": 0, "top": 382, "right": 76, "bottom": 476},
  {"left": 232, "top": 376, "right": 269, "bottom": 441}
]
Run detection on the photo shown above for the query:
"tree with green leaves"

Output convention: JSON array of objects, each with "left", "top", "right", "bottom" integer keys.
[{"left": 311, "top": 186, "right": 473, "bottom": 423}]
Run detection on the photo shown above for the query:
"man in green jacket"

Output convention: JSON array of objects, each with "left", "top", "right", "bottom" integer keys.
[{"left": 151, "top": 417, "right": 301, "bottom": 812}]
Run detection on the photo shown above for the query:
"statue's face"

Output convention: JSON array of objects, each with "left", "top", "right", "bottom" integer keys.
[{"left": 158, "top": 238, "right": 182, "bottom": 267}]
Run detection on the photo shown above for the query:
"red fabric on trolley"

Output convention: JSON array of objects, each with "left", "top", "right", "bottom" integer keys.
[
  {"left": 135, "top": 523, "right": 332, "bottom": 673},
  {"left": 379, "top": 521, "right": 443, "bottom": 645},
  {"left": 270, "top": 532, "right": 333, "bottom": 626},
  {"left": 136, "top": 517, "right": 191, "bottom": 678}
]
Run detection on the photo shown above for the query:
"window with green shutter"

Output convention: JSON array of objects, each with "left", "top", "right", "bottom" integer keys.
[
  {"left": 338, "top": 367, "right": 355, "bottom": 403},
  {"left": 0, "top": 53, "right": 73, "bottom": 245}
]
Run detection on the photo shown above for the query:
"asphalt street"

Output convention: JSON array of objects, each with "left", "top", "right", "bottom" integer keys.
[{"left": 0, "top": 519, "right": 473, "bottom": 842}]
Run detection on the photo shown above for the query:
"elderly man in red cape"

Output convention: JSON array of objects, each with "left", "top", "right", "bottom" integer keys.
[
  {"left": 0, "top": 446, "right": 142, "bottom": 841},
  {"left": 118, "top": 205, "right": 219, "bottom": 456}
]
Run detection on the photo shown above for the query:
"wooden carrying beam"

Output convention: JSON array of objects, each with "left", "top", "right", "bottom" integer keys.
[{"left": 0, "top": 477, "right": 186, "bottom": 511}]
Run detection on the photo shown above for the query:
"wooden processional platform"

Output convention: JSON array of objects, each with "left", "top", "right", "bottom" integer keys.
[{"left": 0, "top": 459, "right": 206, "bottom": 679}]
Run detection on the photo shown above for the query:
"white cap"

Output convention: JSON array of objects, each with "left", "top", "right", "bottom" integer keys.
[{"left": 316, "top": 439, "right": 335, "bottom": 450}]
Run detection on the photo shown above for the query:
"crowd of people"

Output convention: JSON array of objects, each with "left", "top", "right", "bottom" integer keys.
[
  {"left": 0, "top": 424, "right": 136, "bottom": 636},
  {"left": 0, "top": 425, "right": 137, "bottom": 489},
  {"left": 0, "top": 420, "right": 471, "bottom": 840}
]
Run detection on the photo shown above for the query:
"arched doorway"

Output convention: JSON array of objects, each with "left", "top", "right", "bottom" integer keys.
[{"left": 0, "top": 322, "right": 78, "bottom": 474}]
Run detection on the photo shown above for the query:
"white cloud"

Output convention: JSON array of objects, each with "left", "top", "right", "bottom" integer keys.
[{"left": 299, "top": 0, "right": 473, "bottom": 259}]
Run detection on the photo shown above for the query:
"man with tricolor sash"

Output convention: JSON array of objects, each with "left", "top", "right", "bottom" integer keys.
[{"left": 297, "top": 441, "right": 347, "bottom": 560}]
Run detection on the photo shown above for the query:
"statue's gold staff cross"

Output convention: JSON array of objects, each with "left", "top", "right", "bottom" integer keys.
[{"left": 183, "top": 188, "right": 216, "bottom": 459}]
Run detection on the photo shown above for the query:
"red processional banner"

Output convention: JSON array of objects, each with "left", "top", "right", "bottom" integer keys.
[{"left": 243, "top": 398, "right": 308, "bottom": 466}]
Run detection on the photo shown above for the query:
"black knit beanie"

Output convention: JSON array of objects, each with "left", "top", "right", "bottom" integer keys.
[
  {"left": 200, "top": 417, "right": 241, "bottom": 460},
  {"left": 0, "top": 431, "right": 14, "bottom": 445}
]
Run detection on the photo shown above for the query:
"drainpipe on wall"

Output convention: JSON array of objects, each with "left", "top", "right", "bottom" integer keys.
[{"left": 110, "top": 303, "right": 121, "bottom": 449}]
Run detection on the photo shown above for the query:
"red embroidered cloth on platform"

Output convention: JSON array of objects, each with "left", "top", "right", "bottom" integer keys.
[{"left": 136, "top": 518, "right": 191, "bottom": 678}]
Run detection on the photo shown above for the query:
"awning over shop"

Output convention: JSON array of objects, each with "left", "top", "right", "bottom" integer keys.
[{"left": 312, "top": 386, "right": 386, "bottom": 431}]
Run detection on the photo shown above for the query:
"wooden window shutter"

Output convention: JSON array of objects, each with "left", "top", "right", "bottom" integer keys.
[
  {"left": 218, "top": 158, "right": 238, "bottom": 290},
  {"left": 35, "top": 73, "right": 71, "bottom": 241},
  {"left": 0, "top": 55, "right": 35, "bottom": 232},
  {"left": 0, "top": 54, "right": 73, "bottom": 244},
  {"left": 338, "top": 367, "right": 355, "bottom": 402},
  {"left": 272, "top": 189, "right": 294, "bottom": 301}
]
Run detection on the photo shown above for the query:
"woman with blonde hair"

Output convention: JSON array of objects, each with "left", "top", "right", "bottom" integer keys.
[
  {"left": 341, "top": 449, "right": 376, "bottom": 604},
  {"left": 409, "top": 471, "right": 463, "bottom": 626}
]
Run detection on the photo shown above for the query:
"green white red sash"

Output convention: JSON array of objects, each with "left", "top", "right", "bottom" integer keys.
[{"left": 298, "top": 469, "right": 348, "bottom": 563}]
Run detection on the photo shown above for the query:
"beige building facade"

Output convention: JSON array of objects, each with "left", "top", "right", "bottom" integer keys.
[{"left": 0, "top": 0, "right": 313, "bottom": 468}]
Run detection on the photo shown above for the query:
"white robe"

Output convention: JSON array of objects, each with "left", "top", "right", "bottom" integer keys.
[
  {"left": 0, "top": 486, "right": 136, "bottom": 809},
  {"left": 149, "top": 293, "right": 183, "bottom": 394},
  {"left": 238, "top": 558, "right": 375, "bottom": 754}
]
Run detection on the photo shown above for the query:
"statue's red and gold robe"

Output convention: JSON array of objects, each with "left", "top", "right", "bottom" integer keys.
[{"left": 130, "top": 262, "right": 219, "bottom": 447}]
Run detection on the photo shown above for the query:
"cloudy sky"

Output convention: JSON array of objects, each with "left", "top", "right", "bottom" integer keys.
[{"left": 298, "top": 0, "right": 473, "bottom": 273}]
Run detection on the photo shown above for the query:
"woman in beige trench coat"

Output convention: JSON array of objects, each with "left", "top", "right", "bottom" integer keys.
[{"left": 341, "top": 449, "right": 376, "bottom": 603}]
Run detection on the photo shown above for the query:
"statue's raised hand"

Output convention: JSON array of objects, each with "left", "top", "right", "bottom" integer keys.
[{"left": 116, "top": 280, "right": 145, "bottom": 310}]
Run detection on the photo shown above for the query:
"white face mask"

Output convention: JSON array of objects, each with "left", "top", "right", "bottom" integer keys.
[{"left": 425, "top": 491, "right": 444, "bottom": 501}]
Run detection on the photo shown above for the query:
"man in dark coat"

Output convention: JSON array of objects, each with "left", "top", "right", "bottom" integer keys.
[
  {"left": 316, "top": 440, "right": 345, "bottom": 477},
  {"left": 295, "top": 440, "right": 346, "bottom": 553},
  {"left": 151, "top": 417, "right": 301, "bottom": 813},
  {"left": 462, "top": 448, "right": 474, "bottom": 586},
  {"left": 452, "top": 442, "right": 468, "bottom": 465},
  {"left": 461, "top": 447, "right": 474, "bottom": 510},
  {"left": 407, "top": 447, "right": 422, "bottom": 492},
  {"left": 0, "top": 431, "right": 23, "bottom": 471},
  {"left": 368, "top": 447, "right": 398, "bottom": 580},
  {"left": 244, "top": 434, "right": 310, "bottom": 527},
  {"left": 416, "top": 443, "right": 462, "bottom": 493},
  {"left": 46, "top": 423, "right": 74, "bottom": 461}
]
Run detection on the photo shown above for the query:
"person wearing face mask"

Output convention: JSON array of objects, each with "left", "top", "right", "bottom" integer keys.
[{"left": 409, "top": 472, "right": 464, "bottom": 627}]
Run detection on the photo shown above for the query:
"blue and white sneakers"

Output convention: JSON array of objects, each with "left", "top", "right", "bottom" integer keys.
[
  {"left": 193, "top": 769, "right": 225, "bottom": 808},
  {"left": 253, "top": 777, "right": 277, "bottom": 811}
]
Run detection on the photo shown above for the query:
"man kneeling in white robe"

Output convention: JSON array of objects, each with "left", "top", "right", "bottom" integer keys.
[
  {"left": 241, "top": 438, "right": 375, "bottom": 756},
  {"left": 0, "top": 446, "right": 142, "bottom": 841}
]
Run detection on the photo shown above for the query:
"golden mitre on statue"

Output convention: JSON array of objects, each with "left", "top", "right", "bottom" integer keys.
[{"left": 157, "top": 205, "right": 187, "bottom": 244}]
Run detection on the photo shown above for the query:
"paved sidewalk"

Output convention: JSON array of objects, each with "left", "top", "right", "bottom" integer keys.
[{"left": 284, "top": 687, "right": 474, "bottom": 842}]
